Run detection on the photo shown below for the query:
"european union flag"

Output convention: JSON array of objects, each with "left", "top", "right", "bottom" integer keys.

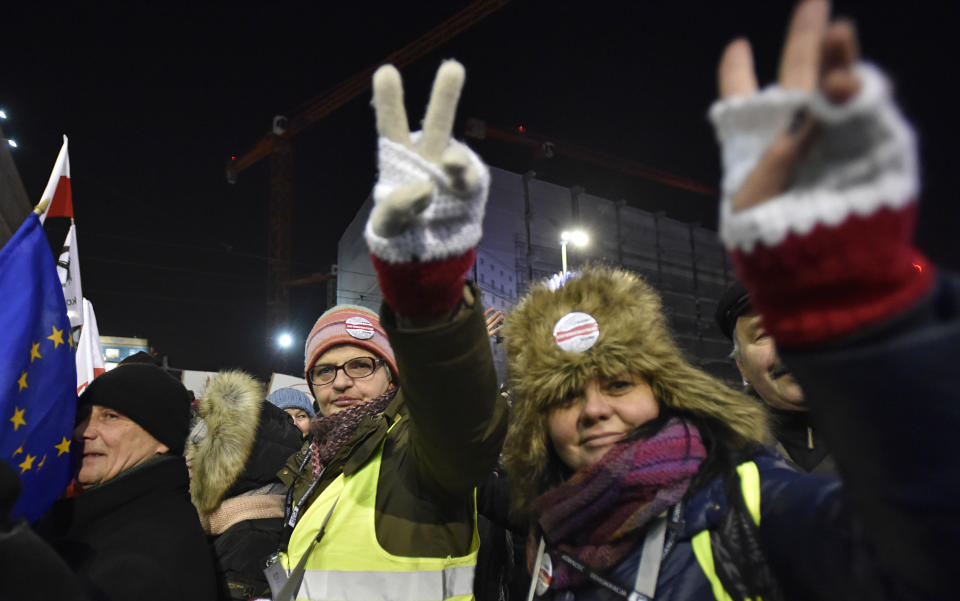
[{"left": 0, "top": 214, "right": 76, "bottom": 523}]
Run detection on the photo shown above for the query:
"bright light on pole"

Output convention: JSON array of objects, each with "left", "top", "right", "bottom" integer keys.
[
  {"left": 7, "top": 139, "right": 18, "bottom": 149},
  {"left": 0, "top": 109, "right": 7, "bottom": 120},
  {"left": 560, "top": 229, "right": 589, "bottom": 273},
  {"left": 277, "top": 332, "right": 293, "bottom": 349}
]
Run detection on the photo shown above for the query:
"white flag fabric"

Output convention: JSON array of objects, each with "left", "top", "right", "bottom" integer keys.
[
  {"left": 38, "top": 135, "right": 72, "bottom": 224},
  {"left": 76, "top": 298, "right": 105, "bottom": 394},
  {"left": 181, "top": 370, "right": 219, "bottom": 399},
  {"left": 58, "top": 224, "right": 83, "bottom": 329},
  {"left": 267, "top": 373, "right": 310, "bottom": 396}
]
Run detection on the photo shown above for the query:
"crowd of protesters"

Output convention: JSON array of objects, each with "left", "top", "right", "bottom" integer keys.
[{"left": 2, "top": 1, "right": 958, "bottom": 600}]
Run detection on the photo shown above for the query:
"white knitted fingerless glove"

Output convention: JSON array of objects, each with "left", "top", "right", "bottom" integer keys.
[
  {"left": 364, "top": 132, "right": 490, "bottom": 264},
  {"left": 712, "top": 63, "right": 919, "bottom": 252},
  {"left": 711, "top": 63, "right": 932, "bottom": 347}
]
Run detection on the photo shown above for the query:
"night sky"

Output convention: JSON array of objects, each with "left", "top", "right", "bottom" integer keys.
[{"left": 4, "top": 1, "right": 957, "bottom": 378}]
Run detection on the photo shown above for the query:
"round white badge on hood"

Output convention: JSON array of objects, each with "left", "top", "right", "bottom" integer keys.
[
  {"left": 345, "top": 316, "right": 375, "bottom": 340},
  {"left": 553, "top": 312, "right": 599, "bottom": 353}
]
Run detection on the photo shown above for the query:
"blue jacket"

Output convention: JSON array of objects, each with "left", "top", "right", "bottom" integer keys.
[{"left": 542, "top": 451, "right": 834, "bottom": 601}]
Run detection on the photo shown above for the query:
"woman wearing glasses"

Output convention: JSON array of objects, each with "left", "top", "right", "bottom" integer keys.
[
  {"left": 303, "top": 305, "right": 399, "bottom": 419},
  {"left": 270, "top": 58, "right": 508, "bottom": 601}
]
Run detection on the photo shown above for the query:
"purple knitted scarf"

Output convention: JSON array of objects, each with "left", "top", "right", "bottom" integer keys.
[
  {"left": 531, "top": 418, "right": 706, "bottom": 590},
  {"left": 307, "top": 389, "right": 396, "bottom": 478}
]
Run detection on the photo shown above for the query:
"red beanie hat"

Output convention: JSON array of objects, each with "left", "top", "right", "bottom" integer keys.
[{"left": 304, "top": 305, "right": 398, "bottom": 384}]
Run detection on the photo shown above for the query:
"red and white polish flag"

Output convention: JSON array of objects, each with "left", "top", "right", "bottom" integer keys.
[
  {"left": 76, "top": 298, "right": 106, "bottom": 394},
  {"left": 38, "top": 135, "right": 72, "bottom": 224}
]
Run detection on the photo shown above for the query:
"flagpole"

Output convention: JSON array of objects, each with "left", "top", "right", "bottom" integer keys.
[{"left": 33, "top": 197, "right": 51, "bottom": 215}]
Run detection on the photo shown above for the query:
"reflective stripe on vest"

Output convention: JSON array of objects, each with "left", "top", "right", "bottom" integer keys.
[
  {"left": 690, "top": 461, "right": 762, "bottom": 601},
  {"left": 299, "top": 565, "right": 476, "bottom": 601},
  {"left": 280, "top": 416, "right": 479, "bottom": 601}
]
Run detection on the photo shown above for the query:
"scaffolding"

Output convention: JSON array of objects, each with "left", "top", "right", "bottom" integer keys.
[{"left": 337, "top": 167, "right": 742, "bottom": 386}]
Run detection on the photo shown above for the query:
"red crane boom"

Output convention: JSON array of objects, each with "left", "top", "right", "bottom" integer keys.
[{"left": 225, "top": 0, "right": 511, "bottom": 354}]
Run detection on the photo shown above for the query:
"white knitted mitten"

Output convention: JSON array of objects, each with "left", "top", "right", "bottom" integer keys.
[
  {"left": 363, "top": 60, "right": 490, "bottom": 318},
  {"left": 365, "top": 131, "right": 490, "bottom": 264}
]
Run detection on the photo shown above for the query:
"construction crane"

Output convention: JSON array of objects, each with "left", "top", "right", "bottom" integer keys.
[
  {"left": 226, "top": 0, "right": 511, "bottom": 348},
  {"left": 463, "top": 118, "right": 716, "bottom": 197}
]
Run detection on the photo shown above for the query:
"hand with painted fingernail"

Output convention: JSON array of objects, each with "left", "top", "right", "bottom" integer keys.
[
  {"left": 484, "top": 308, "right": 504, "bottom": 338},
  {"left": 711, "top": 0, "right": 931, "bottom": 348}
]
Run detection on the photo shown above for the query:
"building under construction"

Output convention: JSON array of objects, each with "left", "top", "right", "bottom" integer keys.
[{"left": 336, "top": 166, "right": 741, "bottom": 385}]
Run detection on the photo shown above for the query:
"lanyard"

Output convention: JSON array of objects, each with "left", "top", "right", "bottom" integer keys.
[
  {"left": 279, "top": 445, "right": 325, "bottom": 552},
  {"left": 533, "top": 503, "right": 683, "bottom": 601}
]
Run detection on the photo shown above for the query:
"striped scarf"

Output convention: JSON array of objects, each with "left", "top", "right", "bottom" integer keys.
[
  {"left": 532, "top": 418, "right": 706, "bottom": 590},
  {"left": 307, "top": 389, "right": 396, "bottom": 477}
]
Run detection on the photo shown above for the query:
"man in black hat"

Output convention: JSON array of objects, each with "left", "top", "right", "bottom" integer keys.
[
  {"left": 35, "top": 363, "right": 218, "bottom": 601},
  {"left": 715, "top": 282, "right": 834, "bottom": 473}
]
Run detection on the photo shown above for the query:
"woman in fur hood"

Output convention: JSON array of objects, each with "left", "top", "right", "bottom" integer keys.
[
  {"left": 502, "top": 265, "right": 787, "bottom": 601},
  {"left": 186, "top": 371, "right": 303, "bottom": 600},
  {"left": 501, "top": 1, "right": 957, "bottom": 599}
]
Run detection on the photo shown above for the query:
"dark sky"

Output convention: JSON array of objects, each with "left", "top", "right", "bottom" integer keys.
[{"left": 3, "top": 1, "right": 957, "bottom": 378}]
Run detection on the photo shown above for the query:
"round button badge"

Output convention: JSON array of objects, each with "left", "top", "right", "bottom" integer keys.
[
  {"left": 552, "top": 312, "right": 600, "bottom": 353},
  {"left": 345, "top": 316, "right": 375, "bottom": 340}
]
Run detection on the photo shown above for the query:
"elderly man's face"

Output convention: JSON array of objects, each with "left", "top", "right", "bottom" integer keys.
[
  {"left": 75, "top": 405, "right": 169, "bottom": 489},
  {"left": 734, "top": 314, "right": 806, "bottom": 411}
]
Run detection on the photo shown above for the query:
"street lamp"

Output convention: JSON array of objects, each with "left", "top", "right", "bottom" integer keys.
[
  {"left": 276, "top": 332, "right": 293, "bottom": 350},
  {"left": 560, "top": 229, "right": 589, "bottom": 273}
]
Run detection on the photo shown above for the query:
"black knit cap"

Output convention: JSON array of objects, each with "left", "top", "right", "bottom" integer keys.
[
  {"left": 714, "top": 281, "right": 753, "bottom": 341},
  {"left": 78, "top": 363, "right": 192, "bottom": 455}
]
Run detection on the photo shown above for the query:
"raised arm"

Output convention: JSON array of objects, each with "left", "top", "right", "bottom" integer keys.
[
  {"left": 712, "top": 2, "right": 959, "bottom": 598},
  {"left": 366, "top": 61, "right": 507, "bottom": 496}
]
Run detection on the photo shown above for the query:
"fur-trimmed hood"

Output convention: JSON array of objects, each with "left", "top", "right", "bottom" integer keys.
[
  {"left": 186, "top": 371, "right": 301, "bottom": 514},
  {"left": 502, "top": 265, "right": 771, "bottom": 516}
]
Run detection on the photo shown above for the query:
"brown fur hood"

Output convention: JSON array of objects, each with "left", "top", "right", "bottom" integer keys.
[
  {"left": 501, "top": 265, "right": 771, "bottom": 515},
  {"left": 186, "top": 371, "right": 263, "bottom": 514}
]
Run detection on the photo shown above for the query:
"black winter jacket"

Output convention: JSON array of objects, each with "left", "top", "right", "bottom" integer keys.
[
  {"left": 36, "top": 455, "right": 219, "bottom": 601},
  {"left": 209, "top": 403, "right": 303, "bottom": 599},
  {"left": 186, "top": 372, "right": 304, "bottom": 600}
]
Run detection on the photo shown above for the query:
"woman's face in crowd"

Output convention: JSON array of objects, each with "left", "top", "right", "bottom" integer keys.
[
  {"left": 310, "top": 344, "right": 395, "bottom": 417},
  {"left": 547, "top": 376, "right": 659, "bottom": 472},
  {"left": 285, "top": 408, "right": 312, "bottom": 436}
]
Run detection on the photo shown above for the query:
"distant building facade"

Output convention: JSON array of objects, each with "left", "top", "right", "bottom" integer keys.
[{"left": 337, "top": 167, "right": 740, "bottom": 385}]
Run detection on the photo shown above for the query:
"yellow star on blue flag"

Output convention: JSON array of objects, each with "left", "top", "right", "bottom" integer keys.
[
  {"left": 9, "top": 407, "right": 26, "bottom": 431},
  {"left": 55, "top": 437, "right": 71, "bottom": 456},
  {"left": 0, "top": 214, "right": 76, "bottom": 523},
  {"left": 47, "top": 325, "right": 65, "bottom": 349}
]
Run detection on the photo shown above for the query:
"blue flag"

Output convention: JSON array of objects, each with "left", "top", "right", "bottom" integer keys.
[{"left": 0, "top": 214, "right": 77, "bottom": 523}]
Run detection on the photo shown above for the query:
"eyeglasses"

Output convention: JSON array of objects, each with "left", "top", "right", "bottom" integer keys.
[{"left": 309, "top": 357, "right": 384, "bottom": 386}]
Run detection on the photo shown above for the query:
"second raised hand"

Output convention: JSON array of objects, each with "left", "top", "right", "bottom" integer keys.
[{"left": 369, "top": 60, "right": 481, "bottom": 242}]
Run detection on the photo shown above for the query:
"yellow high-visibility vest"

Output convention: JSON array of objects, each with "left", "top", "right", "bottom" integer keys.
[
  {"left": 691, "top": 461, "right": 763, "bottom": 601},
  {"left": 281, "top": 417, "right": 479, "bottom": 601}
]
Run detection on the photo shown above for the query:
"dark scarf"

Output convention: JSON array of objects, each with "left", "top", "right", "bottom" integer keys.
[
  {"left": 307, "top": 389, "right": 396, "bottom": 478},
  {"left": 531, "top": 418, "right": 706, "bottom": 590}
]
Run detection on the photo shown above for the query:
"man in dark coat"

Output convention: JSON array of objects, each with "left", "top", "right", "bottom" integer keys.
[
  {"left": 35, "top": 362, "right": 219, "bottom": 601},
  {"left": 715, "top": 281, "right": 834, "bottom": 473}
]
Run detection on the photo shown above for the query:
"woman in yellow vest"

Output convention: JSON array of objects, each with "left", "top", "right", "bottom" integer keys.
[
  {"left": 271, "top": 59, "right": 508, "bottom": 601},
  {"left": 501, "top": 2, "right": 953, "bottom": 600}
]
